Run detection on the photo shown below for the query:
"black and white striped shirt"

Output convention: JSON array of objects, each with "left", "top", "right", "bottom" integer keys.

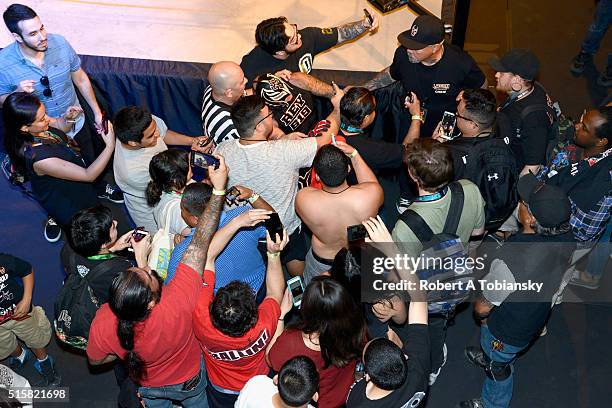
[{"left": 201, "top": 85, "right": 239, "bottom": 146}]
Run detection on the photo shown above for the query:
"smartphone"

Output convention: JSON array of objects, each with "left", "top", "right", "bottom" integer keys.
[
  {"left": 363, "top": 8, "right": 374, "bottom": 25},
  {"left": 265, "top": 212, "right": 284, "bottom": 239},
  {"left": 101, "top": 111, "right": 109, "bottom": 134},
  {"left": 347, "top": 224, "right": 368, "bottom": 242},
  {"left": 191, "top": 152, "right": 220, "bottom": 169},
  {"left": 132, "top": 227, "right": 149, "bottom": 242},
  {"left": 331, "top": 134, "right": 337, "bottom": 146},
  {"left": 226, "top": 186, "right": 241, "bottom": 201},
  {"left": 440, "top": 111, "right": 457, "bottom": 140},
  {"left": 405, "top": 92, "right": 414, "bottom": 104},
  {"left": 287, "top": 276, "right": 305, "bottom": 308}
]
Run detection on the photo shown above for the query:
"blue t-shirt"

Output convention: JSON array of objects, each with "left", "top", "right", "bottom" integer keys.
[
  {"left": 0, "top": 34, "right": 81, "bottom": 119},
  {"left": 165, "top": 206, "right": 266, "bottom": 293}
]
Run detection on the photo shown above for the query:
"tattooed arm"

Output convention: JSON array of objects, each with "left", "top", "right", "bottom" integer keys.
[
  {"left": 288, "top": 72, "right": 334, "bottom": 98},
  {"left": 337, "top": 13, "right": 378, "bottom": 43},
  {"left": 180, "top": 155, "right": 228, "bottom": 276},
  {"left": 363, "top": 66, "right": 396, "bottom": 91}
]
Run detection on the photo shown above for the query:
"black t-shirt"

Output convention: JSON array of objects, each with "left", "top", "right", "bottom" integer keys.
[
  {"left": 60, "top": 244, "right": 133, "bottom": 304},
  {"left": 241, "top": 27, "right": 339, "bottom": 86},
  {"left": 496, "top": 84, "right": 554, "bottom": 170},
  {"left": 24, "top": 128, "right": 99, "bottom": 228},
  {"left": 389, "top": 44, "right": 485, "bottom": 137},
  {"left": 0, "top": 253, "right": 32, "bottom": 324},
  {"left": 264, "top": 80, "right": 317, "bottom": 134},
  {"left": 346, "top": 324, "right": 429, "bottom": 408},
  {"left": 343, "top": 132, "right": 404, "bottom": 171},
  {"left": 486, "top": 232, "right": 575, "bottom": 347}
]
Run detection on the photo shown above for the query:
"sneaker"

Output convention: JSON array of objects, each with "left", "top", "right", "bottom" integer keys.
[
  {"left": 44, "top": 218, "right": 62, "bottom": 243},
  {"left": 7, "top": 348, "right": 32, "bottom": 369},
  {"left": 456, "top": 399, "right": 485, "bottom": 408},
  {"left": 396, "top": 197, "right": 413, "bottom": 215},
  {"left": 597, "top": 65, "right": 612, "bottom": 87},
  {"left": 568, "top": 272, "right": 600, "bottom": 290},
  {"left": 34, "top": 355, "right": 61, "bottom": 387},
  {"left": 429, "top": 343, "right": 448, "bottom": 385},
  {"left": 465, "top": 346, "right": 488, "bottom": 368},
  {"left": 98, "top": 183, "right": 124, "bottom": 204},
  {"left": 570, "top": 51, "right": 592, "bottom": 75}
]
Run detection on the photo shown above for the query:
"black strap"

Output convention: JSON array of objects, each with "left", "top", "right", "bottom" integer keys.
[
  {"left": 398, "top": 182, "right": 465, "bottom": 244},
  {"left": 442, "top": 182, "right": 464, "bottom": 235}
]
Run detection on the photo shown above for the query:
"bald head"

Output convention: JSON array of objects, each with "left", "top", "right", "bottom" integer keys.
[{"left": 208, "top": 61, "right": 245, "bottom": 95}]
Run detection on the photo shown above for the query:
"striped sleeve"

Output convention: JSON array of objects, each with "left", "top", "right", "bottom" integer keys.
[{"left": 201, "top": 86, "right": 240, "bottom": 145}]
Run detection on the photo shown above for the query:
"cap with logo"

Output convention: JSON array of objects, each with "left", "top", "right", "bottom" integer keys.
[
  {"left": 398, "top": 15, "right": 445, "bottom": 50},
  {"left": 488, "top": 49, "right": 540, "bottom": 81},
  {"left": 517, "top": 173, "right": 571, "bottom": 228}
]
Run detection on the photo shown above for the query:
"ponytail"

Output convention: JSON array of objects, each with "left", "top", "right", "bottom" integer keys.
[
  {"left": 145, "top": 180, "right": 162, "bottom": 207},
  {"left": 117, "top": 320, "right": 146, "bottom": 381},
  {"left": 147, "top": 149, "right": 190, "bottom": 207}
]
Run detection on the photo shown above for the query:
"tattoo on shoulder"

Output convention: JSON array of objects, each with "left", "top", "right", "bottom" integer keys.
[{"left": 338, "top": 20, "right": 368, "bottom": 43}]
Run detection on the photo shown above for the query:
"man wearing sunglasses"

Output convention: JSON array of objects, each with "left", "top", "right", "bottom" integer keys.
[
  {"left": 241, "top": 13, "right": 378, "bottom": 88},
  {"left": 0, "top": 5, "right": 109, "bottom": 162}
]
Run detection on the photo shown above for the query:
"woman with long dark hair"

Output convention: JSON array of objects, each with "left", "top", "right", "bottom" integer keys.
[
  {"left": 145, "top": 149, "right": 192, "bottom": 237},
  {"left": 267, "top": 276, "right": 367, "bottom": 408},
  {"left": 2, "top": 92, "right": 115, "bottom": 238}
]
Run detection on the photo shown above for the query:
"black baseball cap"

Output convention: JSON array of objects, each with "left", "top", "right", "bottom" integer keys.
[
  {"left": 398, "top": 15, "right": 444, "bottom": 50},
  {"left": 488, "top": 49, "right": 540, "bottom": 81},
  {"left": 517, "top": 173, "right": 571, "bottom": 227}
]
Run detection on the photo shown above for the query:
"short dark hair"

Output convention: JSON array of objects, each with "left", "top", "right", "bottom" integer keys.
[
  {"left": 405, "top": 139, "right": 454, "bottom": 193},
  {"left": 114, "top": 106, "right": 153, "bottom": 144},
  {"left": 313, "top": 145, "right": 350, "bottom": 187},
  {"left": 210, "top": 281, "right": 258, "bottom": 337},
  {"left": 340, "top": 87, "right": 376, "bottom": 128},
  {"left": 256, "top": 17, "right": 289, "bottom": 54},
  {"left": 364, "top": 338, "right": 407, "bottom": 390},
  {"left": 461, "top": 88, "right": 497, "bottom": 129},
  {"left": 146, "top": 149, "right": 190, "bottom": 207},
  {"left": 278, "top": 356, "right": 320, "bottom": 407},
  {"left": 230, "top": 95, "right": 266, "bottom": 139},
  {"left": 595, "top": 106, "right": 612, "bottom": 146},
  {"left": 3, "top": 4, "right": 37, "bottom": 36},
  {"left": 181, "top": 183, "right": 212, "bottom": 217},
  {"left": 69, "top": 205, "right": 113, "bottom": 257}
]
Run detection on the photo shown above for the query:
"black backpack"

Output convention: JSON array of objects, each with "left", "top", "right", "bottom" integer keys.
[
  {"left": 398, "top": 182, "right": 475, "bottom": 315},
  {"left": 448, "top": 136, "right": 519, "bottom": 231},
  {"left": 54, "top": 253, "right": 127, "bottom": 350}
]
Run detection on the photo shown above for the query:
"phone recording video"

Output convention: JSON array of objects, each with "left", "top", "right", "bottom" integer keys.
[
  {"left": 226, "top": 186, "right": 241, "bottom": 201},
  {"left": 132, "top": 227, "right": 149, "bottom": 242},
  {"left": 191, "top": 152, "right": 220, "bottom": 169},
  {"left": 364, "top": 8, "right": 374, "bottom": 25},
  {"left": 287, "top": 276, "right": 305, "bottom": 308},
  {"left": 440, "top": 111, "right": 457, "bottom": 140},
  {"left": 265, "top": 212, "right": 284, "bottom": 240}
]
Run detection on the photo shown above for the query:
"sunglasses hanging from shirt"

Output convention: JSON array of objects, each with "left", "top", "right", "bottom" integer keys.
[{"left": 40, "top": 76, "right": 52, "bottom": 97}]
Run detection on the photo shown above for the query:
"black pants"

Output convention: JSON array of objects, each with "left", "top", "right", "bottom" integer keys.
[
  {"left": 205, "top": 383, "right": 238, "bottom": 408},
  {"left": 428, "top": 314, "right": 448, "bottom": 372}
]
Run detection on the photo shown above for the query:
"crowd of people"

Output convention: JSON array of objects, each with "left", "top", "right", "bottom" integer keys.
[{"left": 0, "top": 3, "right": 611, "bottom": 408}]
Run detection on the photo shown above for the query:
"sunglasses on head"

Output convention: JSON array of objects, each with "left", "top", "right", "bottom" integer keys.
[{"left": 40, "top": 76, "right": 52, "bottom": 97}]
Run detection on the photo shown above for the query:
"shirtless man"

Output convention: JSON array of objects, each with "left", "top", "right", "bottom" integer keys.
[{"left": 296, "top": 142, "right": 383, "bottom": 283}]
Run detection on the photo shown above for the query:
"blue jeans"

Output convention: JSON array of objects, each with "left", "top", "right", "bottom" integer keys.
[
  {"left": 480, "top": 325, "right": 528, "bottom": 408},
  {"left": 138, "top": 359, "right": 208, "bottom": 408},
  {"left": 581, "top": 0, "right": 612, "bottom": 54},
  {"left": 586, "top": 217, "right": 612, "bottom": 278}
]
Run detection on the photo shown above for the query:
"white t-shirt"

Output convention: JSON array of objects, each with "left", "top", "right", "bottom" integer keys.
[
  {"left": 235, "top": 375, "right": 314, "bottom": 408},
  {"left": 113, "top": 115, "right": 168, "bottom": 233},
  {"left": 216, "top": 138, "right": 317, "bottom": 234},
  {"left": 152, "top": 191, "right": 188, "bottom": 235}
]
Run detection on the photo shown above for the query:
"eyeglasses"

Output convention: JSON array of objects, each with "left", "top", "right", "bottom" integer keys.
[
  {"left": 255, "top": 110, "right": 273, "bottom": 129},
  {"left": 288, "top": 24, "right": 299, "bottom": 46},
  {"left": 455, "top": 112, "right": 476, "bottom": 124},
  {"left": 40, "top": 76, "right": 52, "bottom": 97}
]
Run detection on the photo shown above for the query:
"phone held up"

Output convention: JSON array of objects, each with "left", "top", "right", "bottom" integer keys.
[
  {"left": 265, "top": 212, "right": 284, "bottom": 240},
  {"left": 347, "top": 224, "right": 368, "bottom": 244},
  {"left": 128, "top": 227, "right": 149, "bottom": 252},
  {"left": 190, "top": 152, "right": 220, "bottom": 170},
  {"left": 440, "top": 111, "right": 458, "bottom": 141},
  {"left": 363, "top": 8, "right": 374, "bottom": 25},
  {"left": 287, "top": 276, "right": 305, "bottom": 308}
]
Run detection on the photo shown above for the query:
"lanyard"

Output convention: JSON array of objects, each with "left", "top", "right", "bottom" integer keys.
[
  {"left": 340, "top": 122, "right": 363, "bottom": 134},
  {"left": 87, "top": 253, "right": 116, "bottom": 261},
  {"left": 414, "top": 185, "right": 448, "bottom": 202}
]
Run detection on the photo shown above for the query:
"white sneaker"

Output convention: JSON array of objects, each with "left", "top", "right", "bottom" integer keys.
[
  {"left": 44, "top": 218, "right": 62, "bottom": 243},
  {"left": 429, "top": 343, "right": 448, "bottom": 385}
]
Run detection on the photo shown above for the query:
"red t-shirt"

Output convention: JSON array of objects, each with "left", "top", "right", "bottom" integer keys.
[
  {"left": 193, "top": 269, "right": 281, "bottom": 391},
  {"left": 86, "top": 263, "right": 203, "bottom": 387},
  {"left": 268, "top": 329, "right": 356, "bottom": 408}
]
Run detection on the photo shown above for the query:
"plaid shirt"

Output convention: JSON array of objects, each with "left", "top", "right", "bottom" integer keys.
[{"left": 569, "top": 169, "right": 612, "bottom": 242}]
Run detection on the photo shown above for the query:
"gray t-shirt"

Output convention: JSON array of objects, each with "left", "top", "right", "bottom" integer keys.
[
  {"left": 215, "top": 138, "right": 318, "bottom": 234},
  {"left": 152, "top": 191, "right": 189, "bottom": 236},
  {"left": 392, "top": 179, "right": 485, "bottom": 257},
  {"left": 113, "top": 116, "right": 168, "bottom": 233}
]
